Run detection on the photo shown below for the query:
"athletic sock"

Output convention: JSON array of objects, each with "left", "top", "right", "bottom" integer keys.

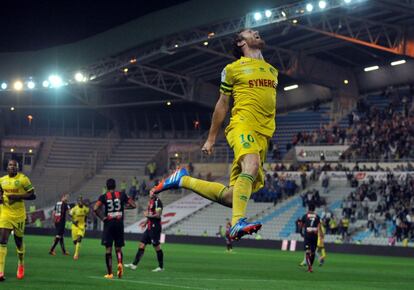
[
  {"left": 181, "top": 176, "right": 227, "bottom": 204},
  {"left": 60, "top": 238, "right": 67, "bottom": 253},
  {"left": 321, "top": 248, "right": 326, "bottom": 259},
  {"left": 305, "top": 252, "right": 311, "bottom": 267},
  {"left": 156, "top": 249, "right": 164, "bottom": 269},
  {"left": 17, "top": 243, "right": 25, "bottom": 266},
  {"left": 105, "top": 253, "right": 112, "bottom": 275},
  {"left": 116, "top": 250, "right": 123, "bottom": 264},
  {"left": 310, "top": 253, "right": 315, "bottom": 266},
  {"left": 50, "top": 237, "right": 60, "bottom": 252},
  {"left": 74, "top": 242, "right": 81, "bottom": 257},
  {"left": 0, "top": 245, "right": 7, "bottom": 273},
  {"left": 133, "top": 248, "right": 145, "bottom": 265},
  {"left": 231, "top": 173, "right": 254, "bottom": 226}
]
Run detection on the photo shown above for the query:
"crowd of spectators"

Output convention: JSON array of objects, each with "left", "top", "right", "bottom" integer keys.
[
  {"left": 341, "top": 172, "right": 414, "bottom": 243},
  {"left": 291, "top": 91, "right": 414, "bottom": 161},
  {"left": 251, "top": 172, "right": 298, "bottom": 203}
]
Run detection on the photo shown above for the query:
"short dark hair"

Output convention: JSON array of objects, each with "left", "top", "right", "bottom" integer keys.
[
  {"left": 232, "top": 29, "right": 247, "bottom": 59},
  {"left": 308, "top": 203, "right": 316, "bottom": 212},
  {"left": 106, "top": 178, "right": 116, "bottom": 190}
]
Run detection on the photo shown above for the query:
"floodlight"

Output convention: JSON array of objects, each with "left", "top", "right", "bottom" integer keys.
[
  {"left": 48, "top": 75, "right": 63, "bottom": 88},
  {"left": 14, "top": 81, "right": 23, "bottom": 91},
  {"left": 254, "top": 12, "right": 262, "bottom": 21},
  {"left": 75, "top": 72, "right": 84, "bottom": 82},
  {"left": 319, "top": 1, "right": 327, "bottom": 9},
  {"left": 284, "top": 84, "right": 299, "bottom": 91},
  {"left": 391, "top": 60, "right": 406, "bottom": 66},
  {"left": 265, "top": 10, "right": 272, "bottom": 18},
  {"left": 364, "top": 66, "right": 379, "bottom": 72},
  {"left": 1, "top": 82, "right": 7, "bottom": 90},
  {"left": 42, "top": 80, "right": 50, "bottom": 88},
  {"left": 306, "top": 3, "right": 314, "bottom": 12},
  {"left": 27, "top": 81, "right": 35, "bottom": 89}
]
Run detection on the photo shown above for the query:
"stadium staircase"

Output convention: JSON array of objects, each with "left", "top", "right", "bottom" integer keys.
[
  {"left": 274, "top": 104, "right": 331, "bottom": 158},
  {"left": 101, "top": 138, "right": 167, "bottom": 174},
  {"left": 263, "top": 181, "right": 352, "bottom": 241}
]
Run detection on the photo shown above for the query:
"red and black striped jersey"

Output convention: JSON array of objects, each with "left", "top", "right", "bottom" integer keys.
[{"left": 96, "top": 191, "right": 130, "bottom": 221}]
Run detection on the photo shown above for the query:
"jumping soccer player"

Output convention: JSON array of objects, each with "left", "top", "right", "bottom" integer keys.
[
  {"left": 125, "top": 190, "right": 164, "bottom": 272},
  {"left": 94, "top": 179, "right": 136, "bottom": 279},
  {"left": 49, "top": 193, "right": 71, "bottom": 256},
  {"left": 0, "top": 160, "right": 36, "bottom": 281},
  {"left": 152, "top": 28, "right": 278, "bottom": 241},
  {"left": 301, "top": 203, "right": 322, "bottom": 273},
  {"left": 70, "top": 196, "right": 89, "bottom": 260}
]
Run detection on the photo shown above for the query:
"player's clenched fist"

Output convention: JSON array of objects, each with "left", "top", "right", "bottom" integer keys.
[{"left": 201, "top": 140, "right": 215, "bottom": 155}]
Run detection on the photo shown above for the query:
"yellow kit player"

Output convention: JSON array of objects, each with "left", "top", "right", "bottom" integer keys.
[
  {"left": 152, "top": 28, "right": 278, "bottom": 240},
  {"left": 0, "top": 160, "right": 36, "bottom": 281},
  {"left": 316, "top": 224, "right": 326, "bottom": 266},
  {"left": 70, "top": 196, "right": 89, "bottom": 260}
]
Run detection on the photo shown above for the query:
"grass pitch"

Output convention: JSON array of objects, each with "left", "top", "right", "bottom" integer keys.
[{"left": 2, "top": 235, "right": 413, "bottom": 289}]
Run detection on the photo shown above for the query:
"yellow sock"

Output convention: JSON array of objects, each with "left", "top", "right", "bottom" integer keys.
[
  {"left": 232, "top": 173, "right": 254, "bottom": 226},
  {"left": 17, "top": 243, "right": 25, "bottom": 266},
  {"left": 181, "top": 176, "right": 227, "bottom": 203},
  {"left": 0, "top": 245, "right": 7, "bottom": 273},
  {"left": 75, "top": 242, "right": 81, "bottom": 257},
  {"left": 321, "top": 248, "right": 326, "bottom": 259}
]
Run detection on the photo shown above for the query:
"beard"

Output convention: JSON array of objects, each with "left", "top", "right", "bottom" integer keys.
[{"left": 249, "top": 38, "right": 265, "bottom": 50}]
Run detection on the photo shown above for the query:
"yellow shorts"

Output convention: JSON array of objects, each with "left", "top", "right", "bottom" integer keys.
[
  {"left": 317, "top": 239, "right": 324, "bottom": 248},
  {"left": 71, "top": 225, "right": 86, "bottom": 241},
  {"left": 226, "top": 125, "right": 269, "bottom": 193},
  {"left": 0, "top": 217, "right": 25, "bottom": 238}
]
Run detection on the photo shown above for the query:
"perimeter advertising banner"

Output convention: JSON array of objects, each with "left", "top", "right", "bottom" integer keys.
[
  {"left": 320, "top": 171, "right": 414, "bottom": 181},
  {"left": 295, "top": 145, "right": 349, "bottom": 162},
  {"left": 125, "top": 193, "right": 212, "bottom": 233}
]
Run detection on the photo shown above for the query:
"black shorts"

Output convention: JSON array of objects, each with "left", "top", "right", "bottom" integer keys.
[
  {"left": 55, "top": 222, "right": 66, "bottom": 236},
  {"left": 101, "top": 220, "right": 125, "bottom": 248},
  {"left": 304, "top": 235, "right": 318, "bottom": 252},
  {"left": 141, "top": 224, "right": 161, "bottom": 246}
]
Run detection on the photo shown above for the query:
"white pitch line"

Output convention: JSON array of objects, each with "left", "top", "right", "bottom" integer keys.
[{"left": 88, "top": 276, "right": 210, "bottom": 290}]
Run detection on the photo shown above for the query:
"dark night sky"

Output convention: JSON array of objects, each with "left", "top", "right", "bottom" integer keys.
[{"left": 0, "top": 0, "right": 189, "bottom": 52}]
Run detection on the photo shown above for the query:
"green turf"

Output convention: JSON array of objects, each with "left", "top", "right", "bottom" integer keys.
[{"left": 1, "top": 235, "right": 413, "bottom": 289}]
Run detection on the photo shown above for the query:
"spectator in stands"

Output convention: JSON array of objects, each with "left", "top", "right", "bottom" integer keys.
[
  {"left": 120, "top": 180, "right": 128, "bottom": 195},
  {"left": 139, "top": 180, "right": 147, "bottom": 196},
  {"left": 321, "top": 172, "right": 329, "bottom": 194},
  {"left": 147, "top": 161, "right": 157, "bottom": 180},
  {"left": 300, "top": 172, "right": 307, "bottom": 190},
  {"left": 340, "top": 215, "right": 350, "bottom": 240},
  {"left": 130, "top": 177, "right": 138, "bottom": 200},
  {"left": 187, "top": 162, "right": 194, "bottom": 176},
  {"left": 271, "top": 143, "right": 281, "bottom": 161}
]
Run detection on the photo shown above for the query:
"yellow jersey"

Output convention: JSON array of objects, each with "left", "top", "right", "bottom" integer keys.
[
  {"left": 0, "top": 173, "right": 34, "bottom": 219},
  {"left": 70, "top": 205, "right": 89, "bottom": 229},
  {"left": 220, "top": 56, "right": 278, "bottom": 138}
]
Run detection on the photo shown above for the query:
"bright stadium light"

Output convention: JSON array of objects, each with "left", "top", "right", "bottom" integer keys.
[
  {"left": 344, "top": 0, "right": 352, "bottom": 3},
  {"left": 42, "top": 80, "right": 50, "bottom": 88},
  {"left": 265, "top": 10, "right": 272, "bottom": 18},
  {"left": 14, "top": 81, "right": 23, "bottom": 91},
  {"left": 1, "top": 82, "right": 7, "bottom": 90},
  {"left": 364, "top": 65, "right": 379, "bottom": 72},
  {"left": 319, "top": 1, "right": 327, "bottom": 9},
  {"left": 254, "top": 12, "right": 262, "bottom": 21},
  {"left": 27, "top": 81, "right": 35, "bottom": 89},
  {"left": 48, "top": 75, "right": 63, "bottom": 88},
  {"left": 284, "top": 84, "right": 299, "bottom": 91},
  {"left": 74, "top": 72, "right": 84, "bottom": 82},
  {"left": 306, "top": 3, "right": 314, "bottom": 12},
  {"left": 391, "top": 59, "right": 406, "bottom": 66}
]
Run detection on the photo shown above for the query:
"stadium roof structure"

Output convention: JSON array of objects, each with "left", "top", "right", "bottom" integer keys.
[{"left": 0, "top": 0, "right": 413, "bottom": 111}]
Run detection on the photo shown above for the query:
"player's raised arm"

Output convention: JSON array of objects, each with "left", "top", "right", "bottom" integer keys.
[
  {"left": 202, "top": 93, "right": 230, "bottom": 155},
  {"left": 93, "top": 200, "right": 106, "bottom": 221}
]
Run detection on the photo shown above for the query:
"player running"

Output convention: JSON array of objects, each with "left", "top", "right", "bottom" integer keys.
[
  {"left": 301, "top": 203, "right": 323, "bottom": 273},
  {"left": 70, "top": 196, "right": 89, "bottom": 260},
  {"left": 49, "top": 193, "right": 71, "bottom": 256},
  {"left": 151, "top": 28, "right": 278, "bottom": 241},
  {"left": 125, "top": 190, "right": 164, "bottom": 272},
  {"left": 0, "top": 160, "right": 36, "bottom": 281},
  {"left": 94, "top": 178, "right": 136, "bottom": 279}
]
